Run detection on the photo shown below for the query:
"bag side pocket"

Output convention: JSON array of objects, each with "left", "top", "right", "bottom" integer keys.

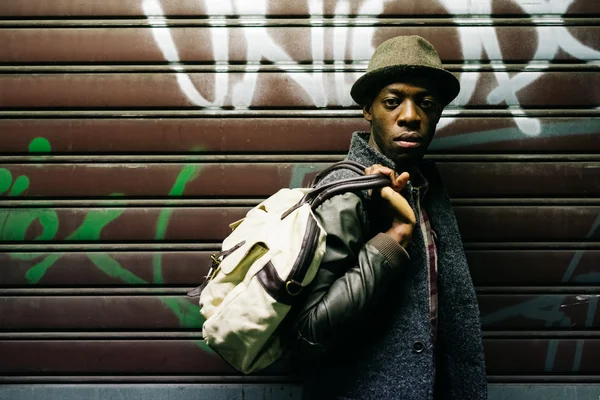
[{"left": 200, "top": 242, "right": 269, "bottom": 319}]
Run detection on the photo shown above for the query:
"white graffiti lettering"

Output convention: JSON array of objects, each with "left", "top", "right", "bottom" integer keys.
[{"left": 143, "top": 0, "right": 599, "bottom": 136}]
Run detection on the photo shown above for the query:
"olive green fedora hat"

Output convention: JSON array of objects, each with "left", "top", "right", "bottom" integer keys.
[{"left": 350, "top": 35, "right": 460, "bottom": 106}]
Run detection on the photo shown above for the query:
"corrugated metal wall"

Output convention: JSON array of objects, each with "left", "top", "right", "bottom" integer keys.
[{"left": 1, "top": 1, "right": 599, "bottom": 399}]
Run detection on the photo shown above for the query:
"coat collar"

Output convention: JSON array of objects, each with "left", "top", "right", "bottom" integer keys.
[{"left": 347, "top": 131, "right": 429, "bottom": 195}]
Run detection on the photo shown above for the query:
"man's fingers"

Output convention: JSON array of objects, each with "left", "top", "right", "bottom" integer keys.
[
  {"left": 380, "top": 187, "right": 417, "bottom": 226},
  {"left": 391, "top": 171, "right": 410, "bottom": 191},
  {"left": 365, "top": 165, "right": 391, "bottom": 197},
  {"left": 365, "top": 164, "right": 412, "bottom": 193},
  {"left": 365, "top": 164, "right": 394, "bottom": 178},
  {"left": 365, "top": 165, "right": 400, "bottom": 186},
  {"left": 366, "top": 165, "right": 417, "bottom": 228}
]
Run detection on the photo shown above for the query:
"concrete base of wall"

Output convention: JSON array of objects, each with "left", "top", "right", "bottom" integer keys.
[{"left": 1, "top": 384, "right": 599, "bottom": 400}]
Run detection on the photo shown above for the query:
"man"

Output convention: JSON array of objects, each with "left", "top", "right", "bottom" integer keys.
[{"left": 289, "top": 36, "right": 487, "bottom": 399}]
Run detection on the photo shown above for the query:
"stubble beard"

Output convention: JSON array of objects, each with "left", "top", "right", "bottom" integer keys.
[{"left": 371, "top": 123, "right": 424, "bottom": 170}]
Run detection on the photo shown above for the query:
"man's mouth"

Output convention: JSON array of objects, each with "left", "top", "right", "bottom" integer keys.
[
  {"left": 396, "top": 141, "right": 422, "bottom": 148},
  {"left": 393, "top": 133, "right": 423, "bottom": 149}
]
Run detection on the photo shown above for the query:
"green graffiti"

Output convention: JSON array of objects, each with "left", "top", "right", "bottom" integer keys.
[
  {"left": 481, "top": 295, "right": 573, "bottom": 328},
  {"left": 0, "top": 209, "right": 59, "bottom": 241},
  {"left": 0, "top": 168, "right": 29, "bottom": 196},
  {"left": 153, "top": 164, "right": 202, "bottom": 284},
  {"left": 573, "top": 273, "right": 600, "bottom": 283},
  {"left": 23, "top": 207, "right": 124, "bottom": 283},
  {"left": 66, "top": 208, "right": 124, "bottom": 241},
  {"left": 28, "top": 137, "right": 52, "bottom": 153},
  {"left": 430, "top": 119, "right": 600, "bottom": 151},
  {"left": 156, "top": 165, "right": 201, "bottom": 240},
  {"left": 8, "top": 153, "right": 205, "bottom": 337},
  {"left": 25, "top": 253, "right": 62, "bottom": 284},
  {"left": 0, "top": 169, "right": 38, "bottom": 267},
  {"left": 8, "top": 176, "right": 30, "bottom": 196},
  {"left": 289, "top": 164, "right": 319, "bottom": 188},
  {"left": 161, "top": 296, "right": 204, "bottom": 329},
  {"left": 87, "top": 253, "right": 147, "bottom": 285},
  {"left": 1, "top": 160, "right": 56, "bottom": 282},
  {"left": 8, "top": 139, "right": 138, "bottom": 286},
  {"left": 9, "top": 252, "right": 45, "bottom": 261},
  {"left": 150, "top": 165, "right": 205, "bottom": 339},
  {"left": 0, "top": 169, "right": 12, "bottom": 194}
]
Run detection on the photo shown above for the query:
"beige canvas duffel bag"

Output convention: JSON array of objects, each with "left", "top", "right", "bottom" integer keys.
[{"left": 188, "top": 161, "right": 390, "bottom": 374}]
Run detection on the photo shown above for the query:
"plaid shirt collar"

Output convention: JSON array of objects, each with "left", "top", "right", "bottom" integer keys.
[{"left": 409, "top": 166, "right": 429, "bottom": 198}]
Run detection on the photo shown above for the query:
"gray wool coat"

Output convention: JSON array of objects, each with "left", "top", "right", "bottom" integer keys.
[{"left": 293, "top": 132, "right": 487, "bottom": 400}]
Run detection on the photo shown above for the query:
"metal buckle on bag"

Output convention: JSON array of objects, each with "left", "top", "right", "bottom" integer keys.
[
  {"left": 285, "top": 280, "right": 303, "bottom": 296},
  {"left": 205, "top": 254, "right": 222, "bottom": 281},
  {"left": 187, "top": 253, "right": 220, "bottom": 297},
  {"left": 188, "top": 242, "right": 245, "bottom": 298}
]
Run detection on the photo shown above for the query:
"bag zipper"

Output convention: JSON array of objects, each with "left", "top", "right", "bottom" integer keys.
[{"left": 187, "top": 240, "right": 246, "bottom": 297}]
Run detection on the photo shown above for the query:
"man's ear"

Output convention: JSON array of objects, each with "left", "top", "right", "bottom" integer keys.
[{"left": 362, "top": 105, "right": 373, "bottom": 122}]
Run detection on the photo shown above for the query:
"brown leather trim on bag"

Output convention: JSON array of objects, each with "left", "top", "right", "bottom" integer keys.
[
  {"left": 281, "top": 173, "right": 390, "bottom": 220},
  {"left": 257, "top": 261, "right": 299, "bottom": 306},
  {"left": 308, "top": 160, "right": 367, "bottom": 187}
]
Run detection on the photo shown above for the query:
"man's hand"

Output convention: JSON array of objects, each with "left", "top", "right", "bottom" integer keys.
[{"left": 365, "top": 164, "right": 416, "bottom": 249}]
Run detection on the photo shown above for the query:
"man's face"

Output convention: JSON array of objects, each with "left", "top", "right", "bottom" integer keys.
[{"left": 363, "top": 78, "right": 442, "bottom": 166}]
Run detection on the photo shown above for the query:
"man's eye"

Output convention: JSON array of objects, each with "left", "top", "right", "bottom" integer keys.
[
  {"left": 421, "top": 99, "right": 437, "bottom": 109},
  {"left": 383, "top": 99, "right": 399, "bottom": 107}
]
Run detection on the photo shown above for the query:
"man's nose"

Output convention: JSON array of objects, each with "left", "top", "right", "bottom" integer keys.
[{"left": 397, "top": 99, "right": 421, "bottom": 126}]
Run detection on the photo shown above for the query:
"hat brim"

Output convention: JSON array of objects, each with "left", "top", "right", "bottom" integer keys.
[{"left": 350, "top": 65, "right": 460, "bottom": 107}]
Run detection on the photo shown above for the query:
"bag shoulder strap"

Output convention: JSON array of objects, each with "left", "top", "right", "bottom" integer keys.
[
  {"left": 308, "top": 174, "right": 389, "bottom": 211},
  {"left": 308, "top": 160, "right": 366, "bottom": 188},
  {"left": 281, "top": 168, "right": 390, "bottom": 219}
]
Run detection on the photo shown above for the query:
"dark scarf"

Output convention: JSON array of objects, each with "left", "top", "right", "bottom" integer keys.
[{"left": 310, "top": 132, "right": 487, "bottom": 400}]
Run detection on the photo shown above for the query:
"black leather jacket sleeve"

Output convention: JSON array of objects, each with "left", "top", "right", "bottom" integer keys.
[{"left": 291, "top": 191, "right": 410, "bottom": 360}]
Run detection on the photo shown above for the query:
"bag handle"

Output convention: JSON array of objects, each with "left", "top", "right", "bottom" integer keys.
[
  {"left": 309, "top": 174, "right": 390, "bottom": 211},
  {"left": 281, "top": 169, "right": 391, "bottom": 219},
  {"left": 308, "top": 160, "right": 367, "bottom": 188}
]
